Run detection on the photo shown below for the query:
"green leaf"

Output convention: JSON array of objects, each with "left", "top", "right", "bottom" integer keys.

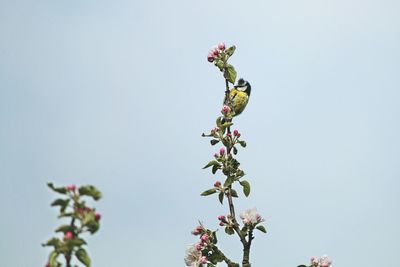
[
  {"left": 201, "top": 188, "right": 217, "bottom": 196},
  {"left": 55, "top": 224, "right": 75, "bottom": 234},
  {"left": 76, "top": 248, "right": 91, "bottom": 267},
  {"left": 78, "top": 185, "right": 102, "bottom": 201},
  {"left": 51, "top": 198, "right": 70, "bottom": 213},
  {"left": 214, "top": 59, "right": 224, "bottom": 71},
  {"left": 225, "top": 227, "right": 235, "bottom": 235},
  {"left": 49, "top": 250, "right": 59, "bottom": 267},
  {"left": 239, "top": 180, "right": 251, "bottom": 197},
  {"left": 212, "top": 164, "right": 219, "bottom": 174},
  {"left": 236, "top": 169, "right": 245, "bottom": 178},
  {"left": 230, "top": 189, "right": 238, "bottom": 198},
  {"left": 86, "top": 220, "right": 100, "bottom": 234},
  {"left": 203, "top": 160, "right": 219, "bottom": 169},
  {"left": 223, "top": 176, "right": 235, "bottom": 187},
  {"left": 241, "top": 225, "right": 248, "bottom": 237},
  {"left": 212, "top": 231, "right": 218, "bottom": 244},
  {"left": 221, "top": 122, "right": 233, "bottom": 128},
  {"left": 238, "top": 140, "right": 247, "bottom": 148},
  {"left": 47, "top": 183, "right": 67, "bottom": 194},
  {"left": 226, "top": 45, "right": 236, "bottom": 57},
  {"left": 218, "top": 192, "right": 224, "bottom": 204},
  {"left": 210, "top": 139, "right": 219, "bottom": 146},
  {"left": 256, "top": 225, "right": 267, "bottom": 233},
  {"left": 43, "top": 238, "right": 61, "bottom": 247},
  {"left": 233, "top": 146, "right": 238, "bottom": 155},
  {"left": 221, "top": 138, "right": 229, "bottom": 147},
  {"left": 216, "top": 117, "right": 223, "bottom": 128},
  {"left": 224, "top": 64, "right": 237, "bottom": 84},
  {"left": 65, "top": 237, "right": 86, "bottom": 247},
  {"left": 208, "top": 250, "right": 224, "bottom": 264},
  {"left": 82, "top": 212, "right": 97, "bottom": 227}
]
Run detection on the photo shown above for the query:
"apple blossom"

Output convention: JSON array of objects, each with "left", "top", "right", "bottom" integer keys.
[
  {"left": 184, "top": 245, "right": 202, "bottom": 267},
  {"left": 240, "top": 208, "right": 263, "bottom": 225}
]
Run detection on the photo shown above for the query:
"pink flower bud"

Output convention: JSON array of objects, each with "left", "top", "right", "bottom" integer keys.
[
  {"left": 214, "top": 181, "right": 221, "bottom": 188},
  {"left": 95, "top": 213, "right": 101, "bottom": 221},
  {"left": 218, "top": 215, "right": 226, "bottom": 221},
  {"left": 214, "top": 153, "right": 219, "bottom": 158},
  {"left": 195, "top": 243, "right": 203, "bottom": 251},
  {"left": 207, "top": 53, "right": 214, "bottom": 62},
  {"left": 219, "top": 147, "right": 225, "bottom": 156},
  {"left": 66, "top": 185, "right": 76, "bottom": 191},
  {"left": 200, "top": 256, "right": 208, "bottom": 264},
  {"left": 45, "top": 263, "right": 50, "bottom": 267},
  {"left": 222, "top": 105, "right": 230, "bottom": 114},
  {"left": 237, "top": 133, "right": 241, "bottom": 138},
  {"left": 233, "top": 129, "right": 239, "bottom": 136},
  {"left": 227, "top": 133, "right": 232, "bottom": 138},
  {"left": 191, "top": 225, "right": 203, "bottom": 235},
  {"left": 200, "top": 233, "right": 209, "bottom": 242},
  {"left": 212, "top": 47, "right": 219, "bottom": 56},
  {"left": 219, "top": 221, "right": 225, "bottom": 226},
  {"left": 64, "top": 231, "right": 74, "bottom": 240},
  {"left": 218, "top": 42, "right": 226, "bottom": 50},
  {"left": 256, "top": 214, "right": 262, "bottom": 222}
]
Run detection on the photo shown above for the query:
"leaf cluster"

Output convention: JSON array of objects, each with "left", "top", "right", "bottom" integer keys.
[
  {"left": 212, "top": 45, "right": 237, "bottom": 84},
  {"left": 43, "top": 183, "right": 102, "bottom": 267}
]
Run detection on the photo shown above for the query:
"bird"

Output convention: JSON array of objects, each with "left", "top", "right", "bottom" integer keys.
[{"left": 224, "top": 78, "right": 251, "bottom": 117}]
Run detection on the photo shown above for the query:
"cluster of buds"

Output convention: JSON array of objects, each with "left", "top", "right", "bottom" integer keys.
[
  {"left": 240, "top": 208, "right": 264, "bottom": 226},
  {"left": 210, "top": 127, "right": 219, "bottom": 137},
  {"left": 76, "top": 206, "right": 102, "bottom": 222},
  {"left": 214, "top": 147, "right": 232, "bottom": 161},
  {"left": 233, "top": 129, "right": 241, "bottom": 138},
  {"left": 311, "top": 255, "right": 333, "bottom": 267},
  {"left": 217, "top": 215, "right": 227, "bottom": 226},
  {"left": 207, "top": 42, "right": 226, "bottom": 62},
  {"left": 188, "top": 226, "right": 211, "bottom": 265},
  {"left": 225, "top": 129, "right": 241, "bottom": 141},
  {"left": 195, "top": 232, "right": 209, "bottom": 254}
]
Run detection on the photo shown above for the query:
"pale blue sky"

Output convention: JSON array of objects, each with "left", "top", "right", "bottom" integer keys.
[{"left": 1, "top": 0, "right": 399, "bottom": 266}]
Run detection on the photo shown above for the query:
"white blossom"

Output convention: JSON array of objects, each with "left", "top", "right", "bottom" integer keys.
[
  {"left": 310, "top": 255, "right": 333, "bottom": 267},
  {"left": 184, "top": 244, "right": 202, "bottom": 267},
  {"left": 240, "top": 208, "right": 263, "bottom": 225}
]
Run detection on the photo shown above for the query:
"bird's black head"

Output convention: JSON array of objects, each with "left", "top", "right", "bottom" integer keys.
[{"left": 236, "top": 78, "right": 251, "bottom": 96}]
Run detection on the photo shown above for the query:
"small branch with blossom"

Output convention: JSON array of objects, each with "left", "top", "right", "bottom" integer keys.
[
  {"left": 185, "top": 43, "right": 265, "bottom": 267},
  {"left": 185, "top": 43, "right": 333, "bottom": 267},
  {"left": 43, "top": 183, "right": 102, "bottom": 267}
]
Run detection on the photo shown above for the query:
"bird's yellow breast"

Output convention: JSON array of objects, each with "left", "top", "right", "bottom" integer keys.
[{"left": 229, "top": 88, "right": 249, "bottom": 116}]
